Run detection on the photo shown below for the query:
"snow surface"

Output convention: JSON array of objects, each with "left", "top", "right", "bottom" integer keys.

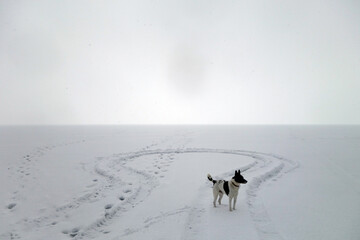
[{"left": 1, "top": 125, "right": 359, "bottom": 240}]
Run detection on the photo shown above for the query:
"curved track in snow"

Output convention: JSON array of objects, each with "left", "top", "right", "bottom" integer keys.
[{"left": 2, "top": 145, "right": 298, "bottom": 240}]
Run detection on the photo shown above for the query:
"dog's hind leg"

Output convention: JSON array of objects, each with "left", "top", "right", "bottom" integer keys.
[
  {"left": 218, "top": 192, "right": 223, "bottom": 205},
  {"left": 213, "top": 190, "right": 219, "bottom": 207}
]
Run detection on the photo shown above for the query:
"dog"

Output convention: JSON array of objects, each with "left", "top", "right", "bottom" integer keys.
[{"left": 207, "top": 170, "right": 247, "bottom": 211}]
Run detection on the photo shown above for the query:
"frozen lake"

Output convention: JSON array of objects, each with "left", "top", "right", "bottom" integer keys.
[{"left": 1, "top": 125, "right": 359, "bottom": 240}]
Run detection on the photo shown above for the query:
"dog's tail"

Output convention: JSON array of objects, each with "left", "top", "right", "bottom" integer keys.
[{"left": 207, "top": 174, "right": 216, "bottom": 184}]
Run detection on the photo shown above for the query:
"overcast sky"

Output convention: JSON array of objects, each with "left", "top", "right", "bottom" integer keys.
[{"left": 1, "top": 0, "right": 359, "bottom": 125}]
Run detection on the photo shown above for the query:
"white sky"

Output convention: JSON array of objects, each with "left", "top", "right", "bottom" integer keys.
[{"left": 1, "top": 0, "right": 359, "bottom": 125}]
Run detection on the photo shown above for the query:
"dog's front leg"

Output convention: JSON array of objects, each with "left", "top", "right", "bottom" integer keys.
[
  {"left": 233, "top": 196, "right": 237, "bottom": 210},
  {"left": 229, "top": 197, "right": 233, "bottom": 211}
]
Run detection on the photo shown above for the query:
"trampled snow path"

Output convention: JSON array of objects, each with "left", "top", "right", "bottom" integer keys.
[{"left": 2, "top": 143, "right": 298, "bottom": 240}]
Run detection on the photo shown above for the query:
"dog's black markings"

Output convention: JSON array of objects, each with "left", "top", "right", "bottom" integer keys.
[
  {"left": 207, "top": 175, "right": 216, "bottom": 184},
  {"left": 233, "top": 170, "right": 247, "bottom": 184},
  {"left": 208, "top": 176, "right": 230, "bottom": 196},
  {"left": 223, "top": 181, "right": 229, "bottom": 195}
]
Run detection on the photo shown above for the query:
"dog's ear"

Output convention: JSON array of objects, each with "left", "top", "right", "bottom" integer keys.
[{"left": 238, "top": 169, "right": 241, "bottom": 174}]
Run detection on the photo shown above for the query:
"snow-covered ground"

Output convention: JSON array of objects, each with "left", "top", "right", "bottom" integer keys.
[{"left": 1, "top": 126, "right": 359, "bottom": 240}]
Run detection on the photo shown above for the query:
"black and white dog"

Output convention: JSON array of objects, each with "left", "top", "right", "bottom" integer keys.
[{"left": 207, "top": 170, "right": 247, "bottom": 211}]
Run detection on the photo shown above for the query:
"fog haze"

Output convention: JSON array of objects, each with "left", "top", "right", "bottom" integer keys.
[{"left": 1, "top": 0, "right": 359, "bottom": 124}]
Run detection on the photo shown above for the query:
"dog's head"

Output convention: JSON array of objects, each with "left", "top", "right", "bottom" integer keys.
[{"left": 233, "top": 170, "right": 247, "bottom": 184}]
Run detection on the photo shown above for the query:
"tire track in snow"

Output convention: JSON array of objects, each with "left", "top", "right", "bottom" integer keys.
[
  {"left": 120, "top": 206, "right": 191, "bottom": 238},
  {"left": 77, "top": 148, "right": 298, "bottom": 240}
]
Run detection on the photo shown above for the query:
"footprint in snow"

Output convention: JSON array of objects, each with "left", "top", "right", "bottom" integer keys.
[
  {"left": 104, "top": 204, "right": 113, "bottom": 210},
  {"left": 62, "top": 227, "right": 80, "bottom": 237},
  {"left": 7, "top": 203, "right": 16, "bottom": 210},
  {"left": 123, "top": 189, "right": 132, "bottom": 194}
]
